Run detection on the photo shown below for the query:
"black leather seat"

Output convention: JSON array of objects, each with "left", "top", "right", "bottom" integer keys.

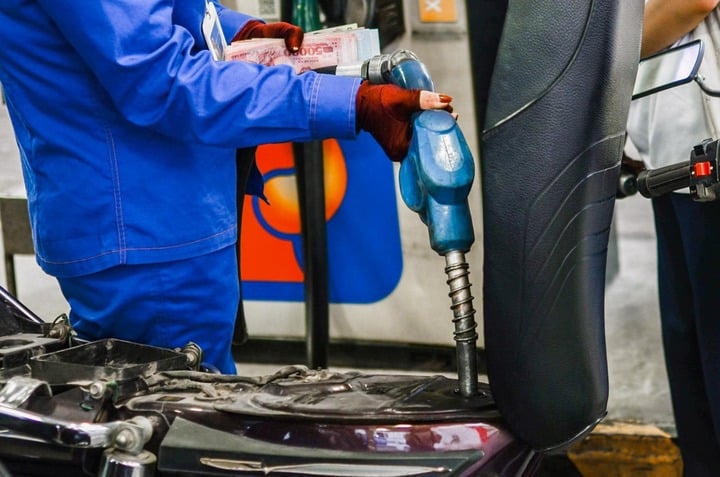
[{"left": 477, "top": 0, "right": 644, "bottom": 451}]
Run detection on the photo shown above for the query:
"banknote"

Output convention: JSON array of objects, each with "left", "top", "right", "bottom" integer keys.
[
  {"left": 224, "top": 26, "right": 380, "bottom": 73},
  {"left": 305, "top": 24, "right": 380, "bottom": 61}
]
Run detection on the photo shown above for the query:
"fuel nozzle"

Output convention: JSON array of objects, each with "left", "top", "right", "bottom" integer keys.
[
  {"left": 340, "top": 49, "right": 480, "bottom": 396},
  {"left": 400, "top": 108, "right": 479, "bottom": 397},
  {"left": 368, "top": 50, "right": 479, "bottom": 397}
]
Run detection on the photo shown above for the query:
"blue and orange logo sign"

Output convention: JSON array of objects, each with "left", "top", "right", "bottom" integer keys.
[{"left": 240, "top": 132, "right": 403, "bottom": 303}]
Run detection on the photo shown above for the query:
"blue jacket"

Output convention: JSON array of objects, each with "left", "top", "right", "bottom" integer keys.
[{"left": 0, "top": 0, "right": 360, "bottom": 277}]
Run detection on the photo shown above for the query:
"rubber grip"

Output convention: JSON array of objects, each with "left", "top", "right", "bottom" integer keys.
[{"left": 637, "top": 162, "right": 691, "bottom": 198}]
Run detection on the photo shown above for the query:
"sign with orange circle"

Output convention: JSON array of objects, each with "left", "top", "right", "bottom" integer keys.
[{"left": 240, "top": 132, "right": 403, "bottom": 304}]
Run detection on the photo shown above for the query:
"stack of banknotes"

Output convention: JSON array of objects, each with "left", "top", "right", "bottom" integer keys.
[{"left": 224, "top": 24, "right": 380, "bottom": 73}]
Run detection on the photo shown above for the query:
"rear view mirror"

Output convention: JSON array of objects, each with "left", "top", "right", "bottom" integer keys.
[{"left": 632, "top": 39, "right": 704, "bottom": 100}]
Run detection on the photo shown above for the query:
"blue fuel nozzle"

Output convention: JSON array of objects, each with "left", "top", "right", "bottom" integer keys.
[
  {"left": 359, "top": 49, "right": 479, "bottom": 396},
  {"left": 360, "top": 50, "right": 476, "bottom": 256},
  {"left": 399, "top": 110, "right": 475, "bottom": 255}
]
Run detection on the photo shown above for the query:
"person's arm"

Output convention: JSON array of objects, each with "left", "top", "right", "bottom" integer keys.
[
  {"left": 34, "top": 0, "right": 358, "bottom": 147},
  {"left": 641, "top": 0, "right": 720, "bottom": 57},
  {"left": 33, "top": 0, "right": 450, "bottom": 159}
]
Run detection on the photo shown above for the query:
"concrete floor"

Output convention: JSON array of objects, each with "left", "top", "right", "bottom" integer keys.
[
  {"left": 605, "top": 196, "right": 674, "bottom": 432},
  {"left": 0, "top": 93, "right": 675, "bottom": 435}
]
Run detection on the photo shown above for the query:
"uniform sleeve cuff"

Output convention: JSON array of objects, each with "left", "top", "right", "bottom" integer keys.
[{"left": 309, "top": 74, "right": 362, "bottom": 139}]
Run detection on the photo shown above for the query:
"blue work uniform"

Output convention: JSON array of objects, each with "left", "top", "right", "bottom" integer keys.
[{"left": 0, "top": 1, "right": 361, "bottom": 372}]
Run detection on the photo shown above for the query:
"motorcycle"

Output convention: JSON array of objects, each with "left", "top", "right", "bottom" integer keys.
[
  {"left": 0, "top": 283, "right": 541, "bottom": 477},
  {"left": 0, "top": 0, "right": 651, "bottom": 475}
]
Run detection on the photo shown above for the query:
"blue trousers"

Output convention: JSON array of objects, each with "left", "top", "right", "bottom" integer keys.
[
  {"left": 652, "top": 193, "right": 720, "bottom": 476},
  {"left": 56, "top": 245, "right": 239, "bottom": 374}
]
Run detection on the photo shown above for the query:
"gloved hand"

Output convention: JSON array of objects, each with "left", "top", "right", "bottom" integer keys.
[
  {"left": 356, "top": 81, "right": 454, "bottom": 161},
  {"left": 232, "top": 20, "right": 304, "bottom": 53}
]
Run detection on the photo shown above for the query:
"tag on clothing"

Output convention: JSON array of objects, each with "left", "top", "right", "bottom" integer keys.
[{"left": 202, "top": 1, "right": 227, "bottom": 61}]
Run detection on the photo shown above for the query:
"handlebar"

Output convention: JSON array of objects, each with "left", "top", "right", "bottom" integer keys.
[
  {"left": 625, "top": 138, "right": 720, "bottom": 201},
  {"left": 637, "top": 162, "right": 692, "bottom": 198}
]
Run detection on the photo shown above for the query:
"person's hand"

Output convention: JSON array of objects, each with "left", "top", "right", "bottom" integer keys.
[
  {"left": 355, "top": 81, "right": 454, "bottom": 161},
  {"left": 232, "top": 20, "right": 304, "bottom": 52},
  {"left": 622, "top": 151, "right": 646, "bottom": 176}
]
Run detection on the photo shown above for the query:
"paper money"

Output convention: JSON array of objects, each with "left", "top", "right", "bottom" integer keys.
[
  {"left": 306, "top": 24, "right": 380, "bottom": 61},
  {"left": 224, "top": 25, "right": 380, "bottom": 73}
]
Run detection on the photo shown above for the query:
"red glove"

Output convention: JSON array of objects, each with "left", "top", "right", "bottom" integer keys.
[
  {"left": 232, "top": 20, "right": 304, "bottom": 52},
  {"left": 356, "top": 81, "right": 452, "bottom": 161}
]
